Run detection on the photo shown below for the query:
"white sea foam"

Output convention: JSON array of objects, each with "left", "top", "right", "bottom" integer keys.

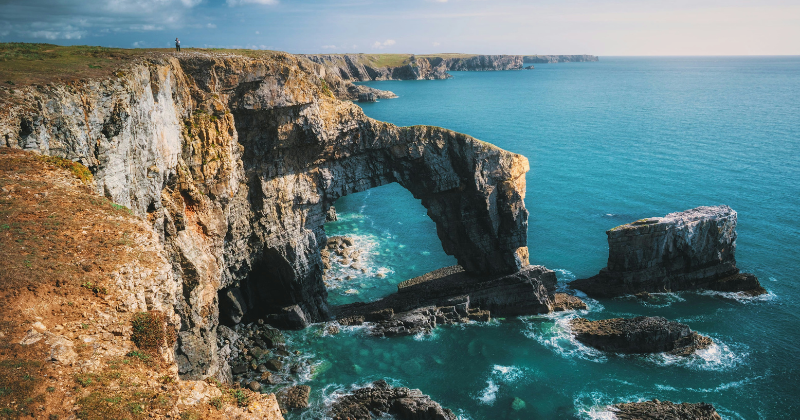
[
  {"left": 477, "top": 379, "right": 498, "bottom": 405},
  {"left": 644, "top": 339, "right": 746, "bottom": 371},
  {"left": 573, "top": 391, "right": 651, "bottom": 420},
  {"left": 472, "top": 365, "right": 529, "bottom": 406},
  {"left": 523, "top": 313, "right": 607, "bottom": 362},
  {"left": 698, "top": 289, "right": 777, "bottom": 303},
  {"left": 323, "top": 233, "right": 396, "bottom": 294}
]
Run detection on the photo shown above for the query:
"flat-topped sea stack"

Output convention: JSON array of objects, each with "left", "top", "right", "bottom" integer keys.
[
  {"left": 570, "top": 206, "right": 766, "bottom": 297},
  {"left": 570, "top": 316, "right": 712, "bottom": 355},
  {"left": 612, "top": 400, "right": 722, "bottom": 420},
  {"left": 336, "top": 266, "right": 585, "bottom": 337}
]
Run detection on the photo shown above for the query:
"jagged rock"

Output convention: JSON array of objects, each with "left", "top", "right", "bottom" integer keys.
[
  {"left": 569, "top": 316, "right": 712, "bottom": 355},
  {"left": 326, "top": 206, "right": 337, "bottom": 222},
  {"left": 0, "top": 51, "right": 531, "bottom": 379},
  {"left": 247, "top": 380, "right": 262, "bottom": 392},
  {"left": 220, "top": 287, "right": 247, "bottom": 326},
  {"left": 571, "top": 206, "right": 766, "bottom": 297},
  {"left": 265, "top": 359, "right": 284, "bottom": 372},
  {"left": 277, "top": 385, "right": 311, "bottom": 412},
  {"left": 330, "top": 380, "right": 456, "bottom": 420},
  {"left": 552, "top": 293, "right": 587, "bottom": 312},
  {"left": 358, "top": 92, "right": 377, "bottom": 102},
  {"left": 612, "top": 400, "right": 722, "bottom": 420}
]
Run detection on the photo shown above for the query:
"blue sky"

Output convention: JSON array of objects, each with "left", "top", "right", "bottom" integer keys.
[{"left": 1, "top": 0, "right": 798, "bottom": 55}]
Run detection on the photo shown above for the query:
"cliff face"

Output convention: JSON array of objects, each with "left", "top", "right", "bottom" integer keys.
[
  {"left": 570, "top": 206, "right": 764, "bottom": 297},
  {"left": 0, "top": 51, "right": 531, "bottom": 380},
  {"left": 302, "top": 54, "right": 524, "bottom": 81},
  {"left": 522, "top": 55, "right": 599, "bottom": 63}
]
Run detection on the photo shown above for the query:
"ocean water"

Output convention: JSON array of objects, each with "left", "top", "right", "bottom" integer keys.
[{"left": 286, "top": 57, "right": 800, "bottom": 419}]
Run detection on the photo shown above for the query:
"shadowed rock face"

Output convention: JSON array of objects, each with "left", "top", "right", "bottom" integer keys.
[
  {"left": 0, "top": 51, "right": 530, "bottom": 379},
  {"left": 569, "top": 316, "right": 712, "bottom": 355},
  {"left": 571, "top": 206, "right": 765, "bottom": 297},
  {"left": 612, "top": 400, "right": 722, "bottom": 420}
]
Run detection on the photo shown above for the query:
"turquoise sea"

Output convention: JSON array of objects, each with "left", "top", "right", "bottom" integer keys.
[{"left": 286, "top": 57, "right": 800, "bottom": 419}]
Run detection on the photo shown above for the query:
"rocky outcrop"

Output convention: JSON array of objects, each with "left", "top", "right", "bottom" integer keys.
[
  {"left": 431, "top": 54, "right": 523, "bottom": 72},
  {"left": 612, "top": 400, "right": 722, "bottom": 420},
  {"left": 0, "top": 50, "right": 531, "bottom": 379},
  {"left": 522, "top": 55, "right": 599, "bottom": 63},
  {"left": 570, "top": 206, "right": 766, "bottom": 297},
  {"left": 330, "top": 380, "right": 456, "bottom": 420},
  {"left": 302, "top": 54, "right": 525, "bottom": 82},
  {"left": 569, "top": 316, "right": 712, "bottom": 355},
  {"left": 336, "top": 265, "right": 562, "bottom": 336}
]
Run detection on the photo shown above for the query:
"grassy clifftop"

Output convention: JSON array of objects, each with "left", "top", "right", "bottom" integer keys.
[{"left": 0, "top": 43, "right": 287, "bottom": 87}]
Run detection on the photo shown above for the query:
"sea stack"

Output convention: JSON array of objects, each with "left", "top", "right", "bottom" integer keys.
[{"left": 570, "top": 206, "right": 766, "bottom": 297}]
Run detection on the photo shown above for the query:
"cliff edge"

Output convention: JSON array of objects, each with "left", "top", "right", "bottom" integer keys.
[{"left": 1, "top": 49, "right": 531, "bottom": 382}]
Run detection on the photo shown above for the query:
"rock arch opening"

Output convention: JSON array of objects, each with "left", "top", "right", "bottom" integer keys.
[{"left": 320, "top": 182, "right": 458, "bottom": 307}]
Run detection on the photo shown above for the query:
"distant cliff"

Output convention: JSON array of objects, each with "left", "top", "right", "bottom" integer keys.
[
  {"left": 302, "top": 53, "right": 599, "bottom": 81},
  {"left": 522, "top": 55, "right": 599, "bottom": 63}
]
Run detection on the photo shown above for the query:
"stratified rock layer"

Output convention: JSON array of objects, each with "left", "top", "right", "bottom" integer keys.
[
  {"left": 330, "top": 380, "right": 456, "bottom": 420},
  {"left": 570, "top": 206, "right": 766, "bottom": 297},
  {"left": 569, "top": 316, "right": 712, "bottom": 355},
  {"left": 336, "top": 265, "right": 561, "bottom": 336},
  {"left": 612, "top": 400, "right": 722, "bottom": 420},
  {"left": 0, "top": 51, "right": 530, "bottom": 379}
]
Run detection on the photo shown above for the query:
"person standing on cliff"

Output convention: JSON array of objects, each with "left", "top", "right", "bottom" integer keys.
[{"left": 175, "top": 38, "right": 181, "bottom": 52}]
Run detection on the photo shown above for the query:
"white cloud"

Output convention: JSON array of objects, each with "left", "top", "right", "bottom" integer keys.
[
  {"left": 255, "top": 30, "right": 260, "bottom": 34},
  {"left": 432, "top": 41, "right": 441, "bottom": 46},
  {"left": 27, "top": 30, "right": 85, "bottom": 40},
  {"left": 372, "top": 39, "right": 396, "bottom": 49},
  {"left": 226, "top": 0, "right": 278, "bottom": 6},
  {"left": 321, "top": 45, "right": 337, "bottom": 49},
  {"left": 206, "top": 23, "right": 216, "bottom": 28}
]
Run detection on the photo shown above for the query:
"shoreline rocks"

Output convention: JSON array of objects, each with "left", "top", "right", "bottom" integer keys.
[
  {"left": 569, "top": 316, "right": 712, "bottom": 355},
  {"left": 612, "top": 400, "right": 722, "bottom": 420},
  {"left": 571, "top": 206, "right": 766, "bottom": 297},
  {"left": 336, "top": 266, "right": 586, "bottom": 336},
  {"left": 330, "top": 380, "right": 456, "bottom": 420}
]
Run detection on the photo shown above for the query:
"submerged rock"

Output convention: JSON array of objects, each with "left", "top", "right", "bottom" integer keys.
[
  {"left": 612, "top": 400, "right": 722, "bottom": 420},
  {"left": 569, "top": 316, "right": 712, "bottom": 355},
  {"left": 277, "top": 385, "right": 311, "bottom": 412},
  {"left": 330, "top": 380, "right": 456, "bottom": 420},
  {"left": 571, "top": 206, "right": 766, "bottom": 297}
]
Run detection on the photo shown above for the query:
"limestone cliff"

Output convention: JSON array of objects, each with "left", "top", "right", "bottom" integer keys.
[
  {"left": 570, "top": 206, "right": 765, "bottom": 297},
  {"left": 302, "top": 54, "right": 524, "bottom": 81},
  {"left": 0, "top": 50, "right": 531, "bottom": 380},
  {"left": 521, "top": 55, "right": 599, "bottom": 63}
]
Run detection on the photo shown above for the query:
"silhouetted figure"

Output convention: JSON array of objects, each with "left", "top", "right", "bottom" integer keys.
[{"left": 175, "top": 38, "right": 180, "bottom": 52}]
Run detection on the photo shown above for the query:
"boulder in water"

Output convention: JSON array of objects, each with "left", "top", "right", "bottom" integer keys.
[{"left": 569, "top": 316, "right": 712, "bottom": 355}]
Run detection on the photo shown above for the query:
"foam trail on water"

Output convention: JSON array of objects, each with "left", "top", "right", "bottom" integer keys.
[
  {"left": 477, "top": 379, "right": 498, "bottom": 405},
  {"left": 474, "top": 365, "right": 530, "bottom": 406},
  {"left": 698, "top": 289, "right": 777, "bottom": 303},
  {"left": 644, "top": 338, "right": 747, "bottom": 371},
  {"left": 522, "top": 312, "right": 607, "bottom": 362}
]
